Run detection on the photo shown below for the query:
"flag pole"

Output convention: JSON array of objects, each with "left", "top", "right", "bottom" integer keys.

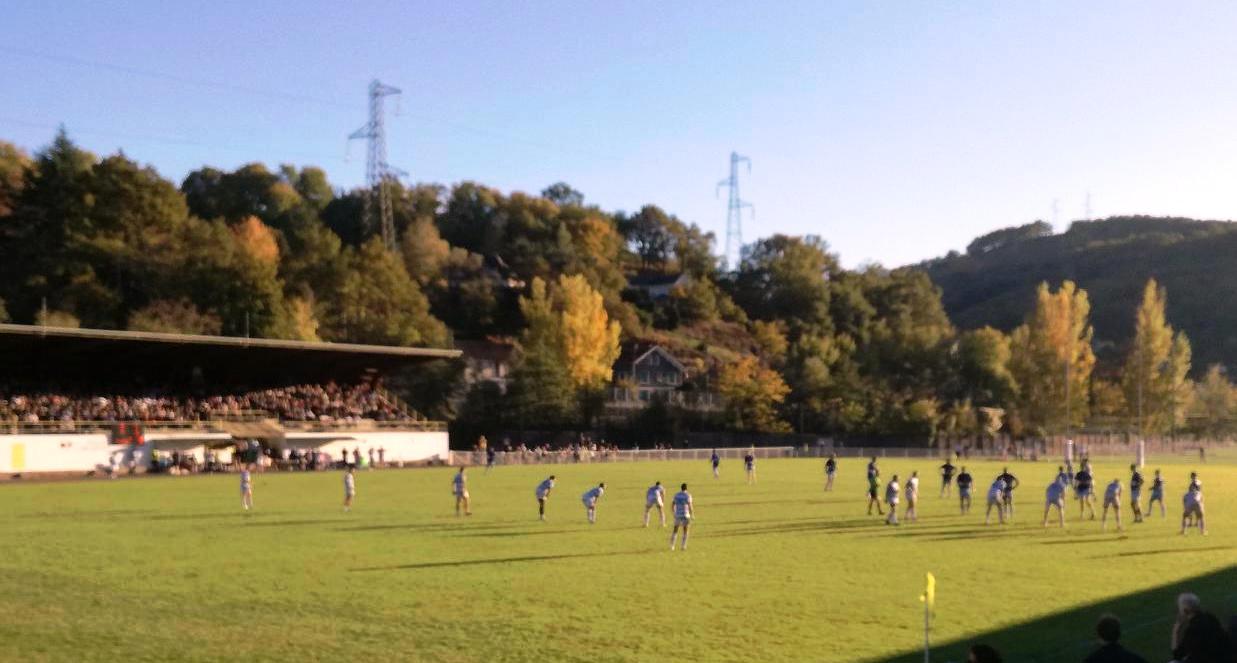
[{"left": 923, "top": 596, "right": 930, "bottom": 663}]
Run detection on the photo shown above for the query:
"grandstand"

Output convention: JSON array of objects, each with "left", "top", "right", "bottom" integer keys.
[{"left": 0, "top": 324, "right": 459, "bottom": 476}]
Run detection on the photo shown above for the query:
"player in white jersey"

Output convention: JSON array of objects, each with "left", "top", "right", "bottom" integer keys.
[
  {"left": 535, "top": 475, "right": 556, "bottom": 521},
  {"left": 644, "top": 481, "right": 667, "bottom": 527},
  {"left": 1184, "top": 472, "right": 1203, "bottom": 528},
  {"left": 1042, "top": 476, "right": 1067, "bottom": 528},
  {"left": 904, "top": 471, "right": 920, "bottom": 522},
  {"left": 343, "top": 466, "right": 356, "bottom": 512},
  {"left": 670, "top": 483, "right": 693, "bottom": 551},
  {"left": 984, "top": 478, "right": 1007, "bottom": 525},
  {"left": 1181, "top": 481, "right": 1206, "bottom": 536},
  {"left": 885, "top": 475, "right": 901, "bottom": 525},
  {"left": 582, "top": 483, "right": 606, "bottom": 524},
  {"left": 240, "top": 465, "right": 254, "bottom": 511},
  {"left": 452, "top": 467, "right": 471, "bottom": 517},
  {"left": 1101, "top": 479, "right": 1123, "bottom": 532}
]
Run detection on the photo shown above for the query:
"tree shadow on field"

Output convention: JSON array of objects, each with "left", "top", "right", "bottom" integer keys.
[
  {"left": 877, "top": 563, "right": 1237, "bottom": 663},
  {"left": 21, "top": 508, "right": 155, "bottom": 519},
  {"left": 707, "top": 515, "right": 963, "bottom": 540},
  {"left": 1098, "top": 545, "right": 1230, "bottom": 559},
  {"left": 335, "top": 521, "right": 530, "bottom": 534},
  {"left": 349, "top": 549, "right": 649, "bottom": 572}
]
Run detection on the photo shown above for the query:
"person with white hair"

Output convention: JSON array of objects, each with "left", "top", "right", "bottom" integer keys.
[{"left": 1171, "top": 593, "right": 1202, "bottom": 659}]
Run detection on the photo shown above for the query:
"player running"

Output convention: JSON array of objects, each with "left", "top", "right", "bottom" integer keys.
[
  {"left": 453, "top": 467, "right": 472, "bottom": 516},
  {"left": 1074, "top": 462, "right": 1096, "bottom": 520},
  {"left": 1129, "top": 464, "right": 1145, "bottom": 523},
  {"left": 711, "top": 450, "right": 720, "bottom": 479},
  {"left": 957, "top": 467, "right": 974, "bottom": 514},
  {"left": 939, "top": 459, "right": 957, "bottom": 497},
  {"left": 644, "top": 481, "right": 666, "bottom": 527},
  {"left": 867, "top": 467, "right": 884, "bottom": 516},
  {"left": 1101, "top": 478, "right": 1123, "bottom": 532},
  {"left": 535, "top": 475, "right": 556, "bottom": 521},
  {"left": 885, "top": 474, "right": 901, "bottom": 525},
  {"left": 1148, "top": 469, "right": 1166, "bottom": 517},
  {"left": 904, "top": 471, "right": 920, "bottom": 522},
  {"left": 996, "top": 467, "right": 1019, "bottom": 518},
  {"left": 744, "top": 452, "right": 756, "bottom": 484},
  {"left": 240, "top": 465, "right": 254, "bottom": 511},
  {"left": 984, "top": 477, "right": 1007, "bottom": 525},
  {"left": 343, "top": 466, "right": 356, "bottom": 512},
  {"left": 1042, "top": 475, "right": 1067, "bottom": 527},
  {"left": 1181, "top": 479, "right": 1206, "bottom": 536},
  {"left": 669, "top": 483, "right": 693, "bottom": 551},
  {"left": 825, "top": 453, "right": 838, "bottom": 491},
  {"left": 582, "top": 483, "right": 606, "bottom": 524}
]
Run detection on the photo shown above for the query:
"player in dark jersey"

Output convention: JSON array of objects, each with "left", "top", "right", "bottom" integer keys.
[
  {"left": 940, "top": 459, "right": 957, "bottom": 497},
  {"left": 1148, "top": 469, "right": 1166, "bottom": 517},
  {"left": 1129, "top": 464, "right": 1145, "bottom": 523},
  {"left": 866, "top": 456, "right": 878, "bottom": 480},
  {"left": 744, "top": 452, "right": 756, "bottom": 484},
  {"left": 1074, "top": 463, "right": 1096, "bottom": 519},
  {"left": 996, "top": 467, "right": 1020, "bottom": 518},
  {"left": 866, "top": 467, "right": 884, "bottom": 515},
  {"left": 956, "top": 467, "right": 974, "bottom": 514},
  {"left": 824, "top": 454, "right": 837, "bottom": 491},
  {"left": 710, "top": 450, "right": 720, "bottom": 479}
]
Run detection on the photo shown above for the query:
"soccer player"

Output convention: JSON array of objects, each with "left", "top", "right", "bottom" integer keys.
[
  {"left": 535, "top": 475, "right": 556, "bottom": 521},
  {"left": 1042, "top": 475, "right": 1067, "bottom": 527},
  {"left": 582, "top": 482, "right": 606, "bottom": 524},
  {"left": 1184, "top": 472, "right": 1203, "bottom": 528},
  {"left": 240, "top": 465, "right": 254, "bottom": 511},
  {"left": 996, "top": 467, "right": 1019, "bottom": 518},
  {"left": 940, "top": 459, "right": 957, "bottom": 497},
  {"left": 1148, "top": 469, "right": 1166, "bottom": 518},
  {"left": 1181, "top": 479, "right": 1205, "bottom": 536},
  {"left": 904, "top": 471, "right": 920, "bottom": 522},
  {"left": 453, "top": 467, "right": 471, "bottom": 516},
  {"left": 711, "top": 450, "right": 720, "bottom": 479},
  {"left": 867, "top": 467, "right": 884, "bottom": 515},
  {"left": 885, "top": 474, "right": 901, "bottom": 525},
  {"left": 343, "top": 466, "right": 356, "bottom": 512},
  {"left": 984, "top": 477, "right": 1007, "bottom": 525},
  {"left": 670, "top": 483, "right": 693, "bottom": 551},
  {"left": 1101, "top": 478, "right": 1123, "bottom": 532},
  {"left": 1129, "top": 464, "right": 1145, "bottom": 524},
  {"left": 1074, "top": 462, "right": 1096, "bottom": 520},
  {"left": 644, "top": 481, "right": 666, "bottom": 527},
  {"left": 957, "top": 467, "right": 974, "bottom": 514},
  {"left": 744, "top": 452, "right": 756, "bottom": 484},
  {"left": 825, "top": 453, "right": 838, "bottom": 491},
  {"left": 866, "top": 456, "right": 878, "bottom": 481}
]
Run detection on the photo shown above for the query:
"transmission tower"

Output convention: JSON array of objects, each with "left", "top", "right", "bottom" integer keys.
[
  {"left": 348, "top": 79, "right": 403, "bottom": 250},
  {"left": 716, "top": 151, "right": 753, "bottom": 271}
]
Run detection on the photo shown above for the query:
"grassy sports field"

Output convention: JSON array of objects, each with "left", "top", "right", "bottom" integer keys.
[{"left": 1, "top": 453, "right": 1232, "bottom": 662}]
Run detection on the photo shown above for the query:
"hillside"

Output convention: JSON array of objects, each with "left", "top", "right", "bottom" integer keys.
[{"left": 920, "top": 216, "right": 1237, "bottom": 371}]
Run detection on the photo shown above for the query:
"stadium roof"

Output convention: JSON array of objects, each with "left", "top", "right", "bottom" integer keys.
[{"left": 0, "top": 324, "right": 461, "bottom": 388}]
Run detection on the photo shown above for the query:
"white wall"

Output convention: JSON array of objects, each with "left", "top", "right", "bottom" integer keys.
[
  {"left": 0, "top": 433, "right": 123, "bottom": 474},
  {"left": 284, "top": 431, "right": 448, "bottom": 464}
]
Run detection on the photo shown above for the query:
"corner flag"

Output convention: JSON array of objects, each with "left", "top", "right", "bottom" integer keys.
[
  {"left": 921, "top": 572, "right": 935, "bottom": 613},
  {"left": 921, "top": 572, "right": 936, "bottom": 662}
]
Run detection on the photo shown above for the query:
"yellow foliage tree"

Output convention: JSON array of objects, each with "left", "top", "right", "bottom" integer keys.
[
  {"left": 232, "top": 216, "right": 280, "bottom": 265},
  {"left": 1008, "top": 281, "right": 1096, "bottom": 435},
  {"left": 557, "top": 274, "right": 622, "bottom": 391},
  {"left": 718, "top": 355, "right": 791, "bottom": 433},
  {"left": 1122, "top": 278, "right": 1192, "bottom": 434}
]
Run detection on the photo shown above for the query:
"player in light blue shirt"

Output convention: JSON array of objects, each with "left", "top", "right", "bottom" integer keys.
[
  {"left": 582, "top": 483, "right": 606, "bottom": 524},
  {"left": 343, "top": 466, "right": 356, "bottom": 512},
  {"left": 535, "top": 475, "right": 556, "bottom": 521},
  {"left": 1042, "top": 476, "right": 1067, "bottom": 528},
  {"left": 670, "top": 483, "right": 693, "bottom": 551},
  {"left": 644, "top": 481, "right": 666, "bottom": 528},
  {"left": 452, "top": 467, "right": 471, "bottom": 517},
  {"left": 240, "top": 466, "right": 254, "bottom": 511}
]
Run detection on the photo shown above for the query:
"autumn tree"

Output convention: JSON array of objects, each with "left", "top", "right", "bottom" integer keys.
[
  {"left": 1008, "top": 281, "right": 1096, "bottom": 435},
  {"left": 127, "top": 299, "right": 222, "bottom": 335},
  {"left": 1191, "top": 365, "right": 1235, "bottom": 438},
  {"left": 507, "top": 278, "right": 576, "bottom": 426},
  {"left": 1122, "top": 279, "right": 1192, "bottom": 434},
  {"left": 718, "top": 355, "right": 791, "bottom": 433}
]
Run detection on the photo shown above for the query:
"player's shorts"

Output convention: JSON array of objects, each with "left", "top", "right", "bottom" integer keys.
[
  {"left": 1103, "top": 496, "right": 1120, "bottom": 508},
  {"left": 959, "top": 487, "right": 972, "bottom": 498},
  {"left": 1046, "top": 497, "right": 1064, "bottom": 509},
  {"left": 345, "top": 489, "right": 356, "bottom": 498},
  {"left": 1075, "top": 487, "right": 1092, "bottom": 499},
  {"left": 1130, "top": 489, "right": 1142, "bottom": 502},
  {"left": 868, "top": 488, "right": 879, "bottom": 499},
  {"left": 240, "top": 485, "right": 251, "bottom": 496},
  {"left": 942, "top": 477, "right": 954, "bottom": 484},
  {"left": 886, "top": 498, "right": 899, "bottom": 507},
  {"left": 1183, "top": 502, "right": 1204, "bottom": 518},
  {"left": 646, "top": 498, "right": 663, "bottom": 509},
  {"left": 674, "top": 515, "right": 692, "bottom": 526},
  {"left": 583, "top": 498, "right": 597, "bottom": 508},
  {"left": 1002, "top": 492, "right": 1015, "bottom": 503},
  {"left": 1150, "top": 490, "right": 1163, "bottom": 501},
  {"left": 455, "top": 489, "right": 469, "bottom": 499},
  {"left": 826, "top": 470, "right": 836, "bottom": 477},
  {"left": 987, "top": 496, "right": 1002, "bottom": 507}
]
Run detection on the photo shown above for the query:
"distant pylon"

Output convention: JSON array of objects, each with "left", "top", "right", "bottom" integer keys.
[
  {"left": 716, "top": 151, "right": 753, "bottom": 270},
  {"left": 348, "top": 79, "right": 403, "bottom": 250}
]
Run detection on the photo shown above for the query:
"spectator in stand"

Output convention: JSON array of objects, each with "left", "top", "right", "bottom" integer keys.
[
  {"left": 1082, "top": 614, "right": 1147, "bottom": 663},
  {"left": 1174, "top": 610, "right": 1233, "bottom": 663},
  {"left": 1173, "top": 593, "right": 1203, "bottom": 658}
]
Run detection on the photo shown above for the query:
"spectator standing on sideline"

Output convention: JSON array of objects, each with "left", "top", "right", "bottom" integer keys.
[{"left": 1082, "top": 614, "right": 1148, "bottom": 663}]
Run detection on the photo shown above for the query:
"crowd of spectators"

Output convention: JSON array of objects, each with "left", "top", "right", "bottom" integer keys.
[
  {"left": 965, "top": 592, "right": 1236, "bottom": 663},
  {"left": 133, "top": 441, "right": 392, "bottom": 477},
  {"left": 0, "top": 380, "right": 415, "bottom": 425}
]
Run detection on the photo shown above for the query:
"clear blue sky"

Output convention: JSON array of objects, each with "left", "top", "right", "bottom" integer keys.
[{"left": 4, "top": 1, "right": 1237, "bottom": 267}]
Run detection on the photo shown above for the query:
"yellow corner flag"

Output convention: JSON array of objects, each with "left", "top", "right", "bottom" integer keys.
[{"left": 921, "top": 572, "right": 936, "bottom": 613}]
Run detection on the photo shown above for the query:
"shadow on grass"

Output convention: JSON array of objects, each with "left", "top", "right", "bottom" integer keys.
[
  {"left": 1099, "top": 545, "right": 1230, "bottom": 559},
  {"left": 878, "top": 563, "right": 1237, "bottom": 663},
  {"left": 350, "top": 549, "right": 648, "bottom": 572}
]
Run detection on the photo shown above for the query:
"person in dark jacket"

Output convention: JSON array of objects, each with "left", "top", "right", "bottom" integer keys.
[{"left": 1083, "top": 614, "right": 1148, "bottom": 663}]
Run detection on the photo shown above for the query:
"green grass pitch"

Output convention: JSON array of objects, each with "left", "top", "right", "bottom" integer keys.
[{"left": 1, "top": 454, "right": 1233, "bottom": 662}]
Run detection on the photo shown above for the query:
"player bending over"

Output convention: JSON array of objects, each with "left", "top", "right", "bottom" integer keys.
[
  {"left": 644, "top": 481, "right": 666, "bottom": 527},
  {"left": 904, "top": 471, "right": 920, "bottom": 522},
  {"left": 240, "top": 465, "right": 254, "bottom": 511},
  {"left": 956, "top": 467, "right": 973, "bottom": 514},
  {"left": 867, "top": 468, "right": 884, "bottom": 516},
  {"left": 939, "top": 459, "right": 956, "bottom": 497},
  {"left": 885, "top": 474, "right": 901, "bottom": 525},
  {"left": 582, "top": 482, "right": 606, "bottom": 524},
  {"left": 1042, "top": 476, "right": 1067, "bottom": 527},
  {"left": 825, "top": 453, "right": 837, "bottom": 491},
  {"left": 535, "top": 475, "right": 556, "bottom": 521},
  {"left": 984, "top": 477, "right": 1007, "bottom": 525},
  {"left": 1101, "top": 478, "right": 1123, "bottom": 532},
  {"left": 1181, "top": 480, "right": 1206, "bottom": 536},
  {"left": 1129, "top": 464, "right": 1145, "bottom": 524},
  {"left": 343, "top": 466, "right": 356, "bottom": 512},
  {"left": 670, "top": 483, "right": 693, "bottom": 551},
  {"left": 1148, "top": 470, "right": 1166, "bottom": 518},
  {"left": 453, "top": 467, "right": 472, "bottom": 516}
]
